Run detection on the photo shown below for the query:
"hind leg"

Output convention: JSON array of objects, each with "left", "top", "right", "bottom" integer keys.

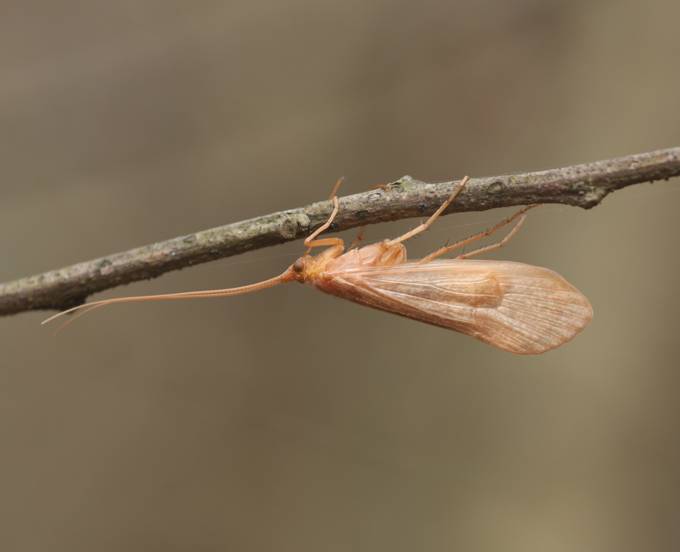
[{"left": 418, "top": 204, "right": 537, "bottom": 263}]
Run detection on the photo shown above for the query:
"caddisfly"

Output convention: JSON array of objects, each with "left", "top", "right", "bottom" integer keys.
[{"left": 43, "top": 176, "right": 593, "bottom": 354}]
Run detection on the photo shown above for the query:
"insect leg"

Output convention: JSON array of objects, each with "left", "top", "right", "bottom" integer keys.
[
  {"left": 348, "top": 226, "right": 366, "bottom": 249},
  {"left": 304, "top": 177, "right": 344, "bottom": 251},
  {"left": 418, "top": 205, "right": 537, "bottom": 263},
  {"left": 387, "top": 176, "right": 469, "bottom": 245},
  {"left": 304, "top": 237, "right": 345, "bottom": 251},
  {"left": 456, "top": 212, "right": 529, "bottom": 259}
]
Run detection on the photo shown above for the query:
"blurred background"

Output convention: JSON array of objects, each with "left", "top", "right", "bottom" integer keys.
[{"left": 1, "top": 1, "right": 679, "bottom": 550}]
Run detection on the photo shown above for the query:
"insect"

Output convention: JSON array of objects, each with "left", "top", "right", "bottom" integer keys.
[{"left": 43, "top": 176, "right": 593, "bottom": 354}]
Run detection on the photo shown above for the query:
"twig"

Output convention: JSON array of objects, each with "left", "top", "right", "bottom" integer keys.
[{"left": 2, "top": 147, "right": 679, "bottom": 316}]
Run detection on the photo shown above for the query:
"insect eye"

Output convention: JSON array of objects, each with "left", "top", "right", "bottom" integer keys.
[{"left": 292, "top": 258, "right": 305, "bottom": 273}]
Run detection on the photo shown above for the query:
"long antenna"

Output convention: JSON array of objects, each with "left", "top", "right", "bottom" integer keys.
[{"left": 41, "top": 268, "right": 295, "bottom": 327}]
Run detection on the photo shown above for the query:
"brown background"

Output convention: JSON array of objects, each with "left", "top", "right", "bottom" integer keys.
[{"left": 1, "top": 1, "right": 679, "bottom": 551}]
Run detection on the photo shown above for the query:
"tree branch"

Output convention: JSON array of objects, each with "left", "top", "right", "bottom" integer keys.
[{"left": 3, "top": 147, "right": 679, "bottom": 316}]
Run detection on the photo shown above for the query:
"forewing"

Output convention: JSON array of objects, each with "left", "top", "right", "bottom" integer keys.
[{"left": 319, "top": 260, "right": 592, "bottom": 354}]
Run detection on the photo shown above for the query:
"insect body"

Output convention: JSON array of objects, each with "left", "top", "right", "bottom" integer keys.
[{"left": 43, "top": 177, "right": 593, "bottom": 354}]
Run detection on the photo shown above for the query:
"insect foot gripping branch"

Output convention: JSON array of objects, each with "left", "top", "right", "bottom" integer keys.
[{"left": 43, "top": 176, "right": 592, "bottom": 354}]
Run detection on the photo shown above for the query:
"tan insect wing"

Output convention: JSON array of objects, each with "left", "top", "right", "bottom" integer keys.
[{"left": 315, "top": 259, "right": 593, "bottom": 354}]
